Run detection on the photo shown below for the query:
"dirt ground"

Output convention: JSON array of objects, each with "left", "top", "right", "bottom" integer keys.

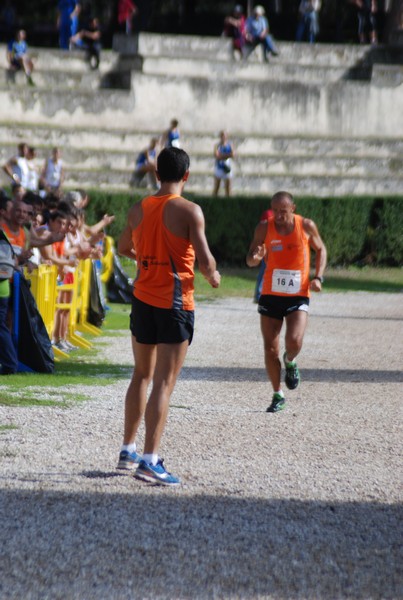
[{"left": 0, "top": 292, "right": 402, "bottom": 599}]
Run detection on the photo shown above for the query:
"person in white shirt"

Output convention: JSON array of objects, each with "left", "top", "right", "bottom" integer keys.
[
  {"left": 41, "top": 147, "right": 65, "bottom": 197},
  {"left": 2, "top": 142, "right": 30, "bottom": 189}
]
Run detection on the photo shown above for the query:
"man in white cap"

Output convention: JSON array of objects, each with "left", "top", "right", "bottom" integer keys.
[{"left": 245, "top": 4, "right": 279, "bottom": 61}]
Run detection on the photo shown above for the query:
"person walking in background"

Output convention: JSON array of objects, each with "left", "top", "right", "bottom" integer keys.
[
  {"left": 160, "top": 119, "right": 181, "bottom": 149},
  {"left": 130, "top": 137, "right": 158, "bottom": 190},
  {"left": 246, "top": 191, "right": 327, "bottom": 413},
  {"left": 116, "top": 147, "right": 220, "bottom": 486},
  {"left": 223, "top": 4, "right": 246, "bottom": 59},
  {"left": 6, "top": 29, "right": 35, "bottom": 85},
  {"left": 57, "top": 0, "right": 81, "bottom": 50},
  {"left": 213, "top": 130, "right": 235, "bottom": 197},
  {"left": 349, "top": 0, "right": 378, "bottom": 44},
  {"left": 253, "top": 207, "right": 274, "bottom": 303},
  {"left": 118, "top": 0, "right": 137, "bottom": 34},
  {"left": 244, "top": 5, "right": 279, "bottom": 62},
  {"left": 296, "top": 0, "right": 321, "bottom": 43}
]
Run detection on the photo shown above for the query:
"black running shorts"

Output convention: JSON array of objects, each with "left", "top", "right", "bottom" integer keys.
[
  {"left": 258, "top": 295, "right": 310, "bottom": 321},
  {"left": 130, "top": 296, "right": 194, "bottom": 345}
]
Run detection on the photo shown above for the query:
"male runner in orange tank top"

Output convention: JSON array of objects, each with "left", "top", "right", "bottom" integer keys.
[
  {"left": 117, "top": 147, "right": 220, "bottom": 485},
  {"left": 247, "top": 191, "right": 327, "bottom": 413}
]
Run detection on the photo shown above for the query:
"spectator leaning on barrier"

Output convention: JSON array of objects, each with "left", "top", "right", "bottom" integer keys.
[{"left": 0, "top": 198, "right": 18, "bottom": 375}]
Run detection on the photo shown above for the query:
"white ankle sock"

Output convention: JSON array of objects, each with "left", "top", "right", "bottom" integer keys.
[
  {"left": 122, "top": 443, "right": 136, "bottom": 454},
  {"left": 142, "top": 453, "right": 158, "bottom": 466}
]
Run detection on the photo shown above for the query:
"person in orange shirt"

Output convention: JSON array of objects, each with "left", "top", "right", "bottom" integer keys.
[
  {"left": 117, "top": 147, "right": 220, "bottom": 486},
  {"left": 247, "top": 191, "right": 327, "bottom": 413}
]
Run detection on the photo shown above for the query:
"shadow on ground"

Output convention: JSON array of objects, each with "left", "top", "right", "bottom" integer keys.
[
  {"left": 180, "top": 366, "right": 403, "bottom": 383},
  {"left": 0, "top": 489, "right": 401, "bottom": 598}
]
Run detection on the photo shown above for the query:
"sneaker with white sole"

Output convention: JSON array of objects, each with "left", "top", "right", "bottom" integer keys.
[
  {"left": 135, "top": 459, "right": 180, "bottom": 486},
  {"left": 117, "top": 450, "right": 141, "bottom": 471}
]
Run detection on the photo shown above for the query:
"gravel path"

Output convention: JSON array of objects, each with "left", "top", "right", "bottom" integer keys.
[{"left": 0, "top": 292, "right": 402, "bottom": 599}]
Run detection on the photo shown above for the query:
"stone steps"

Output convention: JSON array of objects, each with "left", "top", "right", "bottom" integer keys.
[
  {"left": 1, "top": 141, "right": 402, "bottom": 177},
  {"left": 57, "top": 167, "right": 403, "bottom": 197},
  {"left": 0, "top": 33, "right": 401, "bottom": 196}
]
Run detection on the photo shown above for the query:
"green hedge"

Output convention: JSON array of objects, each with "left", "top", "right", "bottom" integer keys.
[{"left": 85, "top": 190, "right": 403, "bottom": 267}]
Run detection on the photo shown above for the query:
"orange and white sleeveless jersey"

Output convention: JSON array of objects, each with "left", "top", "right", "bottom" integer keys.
[
  {"left": 1, "top": 222, "right": 27, "bottom": 256},
  {"left": 132, "top": 194, "right": 195, "bottom": 310},
  {"left": 261, "top": 214, "right": 311, "bottom": 297}
]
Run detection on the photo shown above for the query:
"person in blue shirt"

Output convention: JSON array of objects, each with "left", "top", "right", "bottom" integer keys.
[
  {"left": 213, "top": 130, "right": 235, "bottom": 197},
  {"left": 245, "top": 5, "right": 279, "bottom": 62},
  {"left": 57, "top": 0, "right": 81, "bottom": 50},
  {"left": 7, "top": 30, "right": 35, "bottom": 85},
  {"left": 130, "top": 137, "right": 158, "bottom": 190},
  {"left": 161, "top": 119, "right": 181, "bottom": 149}
]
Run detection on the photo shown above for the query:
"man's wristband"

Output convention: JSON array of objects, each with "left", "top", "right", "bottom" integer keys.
[{"left": 313, "top": 276, "right": 324, "bottom": 283}]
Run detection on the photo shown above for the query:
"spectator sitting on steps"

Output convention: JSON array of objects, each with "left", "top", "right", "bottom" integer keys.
[
  {"left": 70, "top": 16, "right": 101, "bottom": 69},
  {"left": 223, "top": 5, "right": 246, "bottom": 60},
  {"left": 244, "top": 5, "right": 279, "bottom": 62},
  {"left": 6, "top": 29, "right": 35, "bottom": 85}
]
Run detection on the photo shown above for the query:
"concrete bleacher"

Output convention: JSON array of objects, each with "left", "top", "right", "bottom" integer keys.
[{"left": 0, "top": 34, "right": 402, "bottom": 196}]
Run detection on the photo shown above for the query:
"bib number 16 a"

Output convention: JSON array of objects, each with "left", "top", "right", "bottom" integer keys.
[{"left": 271, "top": 269, "right": 301, "bottom": 294}]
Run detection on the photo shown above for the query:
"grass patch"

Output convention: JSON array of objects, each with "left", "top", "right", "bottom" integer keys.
[
  {"left": 193, "top": 266, "right": 403, "bottom": 300},
  {"left": 0, "top": 424, "right": 18, "bottom": 432},
  {"left": 0, "top": 390, "right": 89, "bottom": 407},
  {"left": 119, "top": 259, "right": 403, "bottom": 299}
]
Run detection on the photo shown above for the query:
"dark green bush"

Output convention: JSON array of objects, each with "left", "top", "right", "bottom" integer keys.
[
  {"left": 372, "top": 197, "right": 403, "bottom": 266},
  {"left": 84, "top": 190, "right": 403, "bottom": 267}
]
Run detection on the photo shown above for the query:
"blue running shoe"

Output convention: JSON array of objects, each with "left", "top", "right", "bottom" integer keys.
[
  {"left": 135, "top": 459, "right": 180, "bottom": 486},
  {"left": 117, "top": 450, "right": 141, "bottom": 471}
]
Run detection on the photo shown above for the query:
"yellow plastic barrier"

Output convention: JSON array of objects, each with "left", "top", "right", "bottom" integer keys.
[
  {"left": 55, "top": 261, "right": 92, "bottom": 349},
  {"left": 24, "top": 265, "right": 69, "bottom": 359},
  {"left": 100, "top": 235, "right": 114, "bottom": 284},
  {"left": 25, "top": 253, "right": 108, "bottom": 359},
  {"left": 76, "top": 259, "right": 102, "bottom": 337}
]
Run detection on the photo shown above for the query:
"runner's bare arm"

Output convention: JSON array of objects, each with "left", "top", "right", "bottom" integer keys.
[
  {"left": 303, "top": 218, "right": 327, "bottom": 290},
  {"left": 118, "top": 224, "right": 136, "bottom": 260},
  {"left": 246, "top": 221, "right": 267, "bottom": 267},
  {"left": 188, "top": 204, "right": 220, "bottom": 288}
]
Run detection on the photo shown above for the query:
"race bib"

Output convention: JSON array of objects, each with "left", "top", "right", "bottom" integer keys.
[{"left": 271, "top": 269, "right": 301, "bottom": 294}]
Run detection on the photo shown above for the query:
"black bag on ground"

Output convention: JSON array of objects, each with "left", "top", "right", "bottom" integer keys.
[
  {"left": 87, "top": 260, "right": 105, "bottom": 327},
  {"left": 17, "top": 274, "right": 54, "bottom": 373},
  {"left": 106, "top": 250, "right": 133, "bottom": 304}
]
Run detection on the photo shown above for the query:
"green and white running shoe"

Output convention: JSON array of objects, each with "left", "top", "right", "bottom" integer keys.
[
  {"left": 283, "top": 352, "right": 300, "bottom": 390},
  {"left": 266, "top": 393, "right": 286, "bottom": 413}
]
